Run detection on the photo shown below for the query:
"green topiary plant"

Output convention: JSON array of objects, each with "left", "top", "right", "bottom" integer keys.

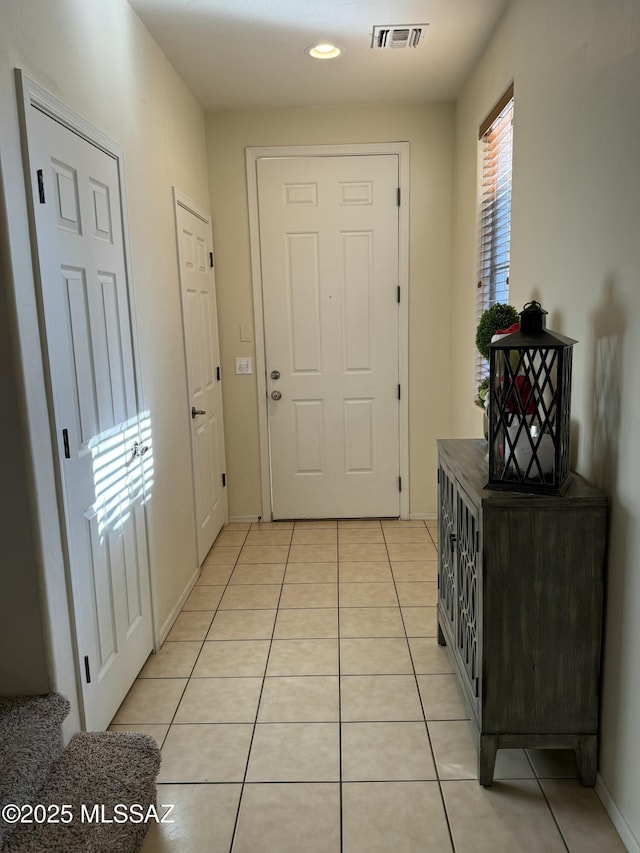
[{"left": 475, "top": 302, "right": 519, "bottom": 360}]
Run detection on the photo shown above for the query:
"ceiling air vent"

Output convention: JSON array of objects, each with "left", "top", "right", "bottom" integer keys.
[{"left": 371, "top": 24, "right": 428, "bottom": 50}]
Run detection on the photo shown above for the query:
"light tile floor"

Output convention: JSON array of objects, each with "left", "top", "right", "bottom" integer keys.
[{"left": 109, "top": 519, "right": 625, "bottom": 852}]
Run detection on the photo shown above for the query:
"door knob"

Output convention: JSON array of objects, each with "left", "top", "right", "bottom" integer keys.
[
  {"left": 129, "top": 441, "right": 149, "bottom": 463},
  {"left": 271, "top": 390, "right": 282, "bottom": 401},
  {"left": 191, "top": 407, "right": 206, "bottom": 419}
]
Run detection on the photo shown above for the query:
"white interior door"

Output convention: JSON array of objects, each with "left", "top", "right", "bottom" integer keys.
[
  {"left": 257, "top": 154, "right": 401, "bottom": 519},
  {"left": 174, "top": 194, "right": 227, "bottom": 563},
  {"left": 25, "top": 105, "right": 153, "bottom": 730}
]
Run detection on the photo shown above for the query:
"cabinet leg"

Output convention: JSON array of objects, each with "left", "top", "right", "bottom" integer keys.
[
  {"left": 478, "top": 735, "right": 498, "bottom": 787},
  {"left": 437, "top": 622, "right": 446, "bottom": 647},
  {"left": 577, "top": 736, "right": 598, "bottom": 786}
]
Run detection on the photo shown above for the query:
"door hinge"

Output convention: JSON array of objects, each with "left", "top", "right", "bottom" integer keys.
[
  {"left": 397, "top": 384, "right": 401, "bottom": 400},
  {"left": 397, "top": 286, "right": 401, "bottom": 304},
  {"left": 37, "top": 169, "right": 45, "bottom": 204},
  {"left": 222, "top": 473, "right": 226, "bottom": 487},
  {"left": 216, "top": 365, "right": 221, "bottom": 381},
  {"left": 396, "top": 187, "right": 401, "bottom": 206},
  {"left": 62, "top": 428, "right": 70, "bottom": 459},
  {"left": 398, "top": 476, "right": 402, "bottom": 492},
  {"left": 209, "top": 251, "right": 214, "bottom": 268},
  {"left": 84, "top": 655, "right": 91, "bottom": 684}
]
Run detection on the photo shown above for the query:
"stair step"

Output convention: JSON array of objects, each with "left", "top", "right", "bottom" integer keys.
[
  {"left": 3, "top": 731, "right": 161, "bottom": 852},
  {"left": 0, "top": 694, "right": 69, "bottom": 848}
]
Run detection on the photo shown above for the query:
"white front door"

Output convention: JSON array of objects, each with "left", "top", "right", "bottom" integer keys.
[
  {"left": 256, "top": 154, "right": 401, "bottom": 519},
  {"left": 25, "top": 104, "right": 153, "bottom": 730},
  {"left": 174, "top": 194, "right": 227, "bottom": 563}
]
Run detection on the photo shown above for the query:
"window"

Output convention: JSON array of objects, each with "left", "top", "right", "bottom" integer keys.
[{"left": 476, "top": 86, "right": 514, "bottom": 382}]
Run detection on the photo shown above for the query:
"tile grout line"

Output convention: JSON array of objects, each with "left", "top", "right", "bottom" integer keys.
[
  {"left": 227, "top": 520, "right": 292, "bottom": 853},
  {"left": 141, "top": 527, "right": 252, "bottom": 754},
  {"left": 384, "top": 520, "right": 458, "bottom": 853},
  {"left": 337, "top": 535, "right": 343, "bottom": 853},
  {"left": 536, "top": 776, "right": 572, "bottom": 852},
  {"left": 188, "top": 523, "right": 254, "bottom": 851}
]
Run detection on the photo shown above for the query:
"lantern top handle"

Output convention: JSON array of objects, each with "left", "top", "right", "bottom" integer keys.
[
  {"left": 520, "top": 301, "right": 547, "bottom": 334},
  {"left": 488, "top": 300, "right": 577, "bottom": 349}
]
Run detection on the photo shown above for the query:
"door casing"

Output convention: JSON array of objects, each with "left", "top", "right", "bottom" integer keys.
[{"left": 246, "top": 143, "right": 410, "bottom": 521}]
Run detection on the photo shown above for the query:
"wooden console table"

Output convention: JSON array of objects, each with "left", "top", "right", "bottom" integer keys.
[{"left": 436, "top": 438, "right": 607, "bottom": 786}]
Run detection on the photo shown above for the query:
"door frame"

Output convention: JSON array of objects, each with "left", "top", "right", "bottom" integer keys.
[
  {"left": 246, "top": 142, "right": 410, "bottom": 520},
  {"left": 15, "top": 70, "right": 157, "bottom": 726}
]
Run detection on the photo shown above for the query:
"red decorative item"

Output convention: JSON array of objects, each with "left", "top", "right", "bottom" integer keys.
[
  {"left": 506, "top": 375, "right": 535, "bottom": 415},
  {"left": 495, "top": 322, "right": 521, "bottom": 336}
]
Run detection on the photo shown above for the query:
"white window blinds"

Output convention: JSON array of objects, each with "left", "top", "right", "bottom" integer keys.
[{"left": 476, "top": 86, "right": 514, "bottom": 382}]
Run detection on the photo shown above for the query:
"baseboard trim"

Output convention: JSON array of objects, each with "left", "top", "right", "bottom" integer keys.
[
  {"left": 154, "top": 567, "right": 200, "bottom": 648},
  {"left": 596, "top": 773, "right": 639, "bottom": 852},
  {"left": 229, "top": 513, "right": 439, "bottom": 523}
]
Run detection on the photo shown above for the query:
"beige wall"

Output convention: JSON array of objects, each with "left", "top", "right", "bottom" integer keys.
[
  {"left": 452, "top": 0, "right": 640, "bottom": 846},
  {"left": 0, "top": 0, "right": 210, "bottom": 731},
  {"left": 205, "top": 103, "right": 455, "bottom": 520}
]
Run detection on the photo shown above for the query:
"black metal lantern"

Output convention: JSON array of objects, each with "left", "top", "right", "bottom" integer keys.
[{"left": 487, "top": 301, "right": 577, "bottom": 494}]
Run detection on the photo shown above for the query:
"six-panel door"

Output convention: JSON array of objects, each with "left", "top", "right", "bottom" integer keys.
[
  {"left": 27, "top": 105, "right": 153, "bottom": 730},
  {"left": 175, "top": 199, "right": 227, "bottom": 563},
  {"left": 257, "top": 155, "right": 401, "bottom": 518}
]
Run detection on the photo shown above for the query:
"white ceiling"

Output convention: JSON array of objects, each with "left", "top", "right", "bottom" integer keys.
[{"left": 128, "top": 0, "right": 510, "bottom": 110}]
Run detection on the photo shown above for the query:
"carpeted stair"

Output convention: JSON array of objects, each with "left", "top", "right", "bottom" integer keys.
[{"left": 0, "top": 694, "right": 161, "bottom": 852}]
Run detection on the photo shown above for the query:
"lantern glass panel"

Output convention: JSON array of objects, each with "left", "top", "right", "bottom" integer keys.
[{"left": 487, "top": 342, "right": 573, "bottom": 493}]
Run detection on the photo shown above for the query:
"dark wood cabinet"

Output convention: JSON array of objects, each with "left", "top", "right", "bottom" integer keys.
[{"left": 436, "top": 438, "right": 607, "bottom": 786}]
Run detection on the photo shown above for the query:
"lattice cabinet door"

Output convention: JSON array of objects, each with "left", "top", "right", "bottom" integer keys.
[
  {"left": 455, "top": 483, "right": 481, "bottom": 713},
  {"left": 437, "top": 461, "right": 456, "bottom": 638}
]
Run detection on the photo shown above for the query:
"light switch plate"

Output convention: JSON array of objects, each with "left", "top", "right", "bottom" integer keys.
[{"left": 235, "top": 357, "right": 253, "bottom": 375}]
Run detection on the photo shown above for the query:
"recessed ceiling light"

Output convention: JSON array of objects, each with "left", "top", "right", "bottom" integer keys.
[{"left": 307, "top": 43, "right": 342, "bottom": 60}]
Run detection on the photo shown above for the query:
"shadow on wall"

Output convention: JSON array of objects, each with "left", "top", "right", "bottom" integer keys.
[
  {"left": 588, "top": 277, "right": 625, "bottom": 497},
  {"left": 586, "top": 275, "right": 631, "bottom": 776}
]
